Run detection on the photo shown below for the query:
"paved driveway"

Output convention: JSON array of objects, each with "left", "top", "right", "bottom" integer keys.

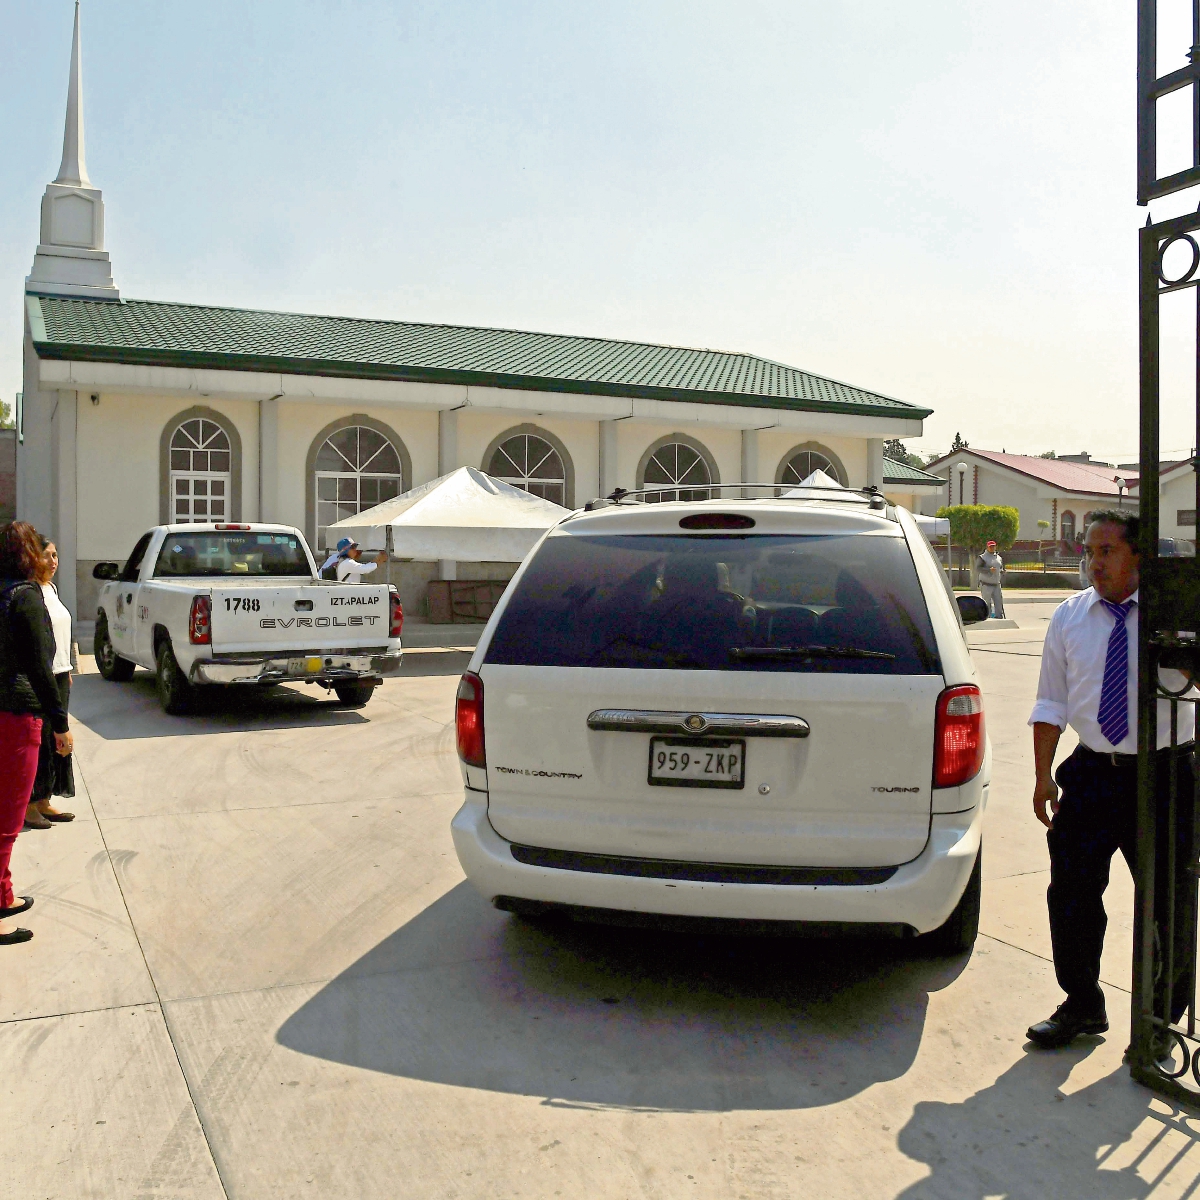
[{"left": 4, "top": 605, "right": 1200, "bottom": 1199}]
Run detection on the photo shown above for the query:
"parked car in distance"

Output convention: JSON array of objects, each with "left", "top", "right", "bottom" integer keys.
[
  {"left": 93, "top": 523, "right": 403, "bottom": 714},
  {"left": 451, "top": 491, "right": 990, "bottom": 954}
]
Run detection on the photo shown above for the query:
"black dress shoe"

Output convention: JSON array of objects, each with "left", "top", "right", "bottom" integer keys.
[
  {"left": 0, "top": 896, "right": 33, "bottom": 918},
  {"left": 0, "top": 927, "right": 32, "bottom": 945},
  {"left": 1026, "top": 1004, "right": 1109, "bottom": 1048}
]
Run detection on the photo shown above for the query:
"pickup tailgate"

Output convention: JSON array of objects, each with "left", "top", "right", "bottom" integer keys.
[{"left": 209, "top": 583, "right": 391, "bottom": 653}]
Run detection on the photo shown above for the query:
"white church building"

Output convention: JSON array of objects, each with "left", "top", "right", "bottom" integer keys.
[{"left": 18, "top": 7, "right": 934, "bottom": 621}]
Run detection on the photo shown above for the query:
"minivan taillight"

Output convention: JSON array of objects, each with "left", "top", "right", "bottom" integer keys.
[
  {"left": 189, "top": 595, "right": 211, "bottom": 645},
  {"left": 933, "top": 684, "right": 984, "bottom": 787},
  {"left": 389, "top": 590, "right": 404, "bottom": 638},
  {"left": 456, "top": 672, "right": 485, "bottom": 767}
]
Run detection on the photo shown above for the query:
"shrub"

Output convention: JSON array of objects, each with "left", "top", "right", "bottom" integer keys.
[{"left": 935, "top": 505, "right": 1021, "bottom": 552}]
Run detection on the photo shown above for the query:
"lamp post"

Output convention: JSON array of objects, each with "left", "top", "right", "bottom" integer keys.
[
  {"left": 955, "top": 462, "right": 968, "bottom": 584},
  {"left": 1115, "top": 475, "right": 1126, "bottom": 509}
]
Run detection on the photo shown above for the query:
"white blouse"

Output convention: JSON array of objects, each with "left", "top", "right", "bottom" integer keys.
[{"left": 41, "top": 582, "right": 73, "bottom": 675}]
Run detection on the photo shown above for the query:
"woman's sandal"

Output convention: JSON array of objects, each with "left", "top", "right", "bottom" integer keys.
[
  {"left": 0, "top": 897, "right": 33, "bottom": 918},
  {"left": 23, "top": 810, "right": 51, "bottom": 831},
  {"left": 0, "top": 928, "right": 33, "bottom": 945},
  {"left": 41, "top": 812, "right": 75, "bottom": 823}
]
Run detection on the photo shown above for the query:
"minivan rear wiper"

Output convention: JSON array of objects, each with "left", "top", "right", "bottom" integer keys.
[{"left": 729, "top": 645, "right": 896, "bottom": 662}]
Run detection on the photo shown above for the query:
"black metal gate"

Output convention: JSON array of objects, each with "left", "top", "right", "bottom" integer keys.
[{"left": 1131, "top": 0, "right": 1200, "bottom": 1101}]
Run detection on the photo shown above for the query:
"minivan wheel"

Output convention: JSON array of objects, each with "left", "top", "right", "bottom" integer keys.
[
  {"left": 94, "top": 614, "right": 135, "bottom": 682},
  {"left": 920, "top": 847, "right": 981, "bottom": 957},
  {"left": 156, "top": 641, "right": 195, "bottom": 716}
]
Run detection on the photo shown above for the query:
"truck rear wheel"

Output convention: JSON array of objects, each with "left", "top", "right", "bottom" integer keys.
[
  {"left": 95, "top": 614, "right": 135, "bottom": 682},
  {"left": 334, "top": 681, "right": 376, "bottom": 707},
  {"left": 156, "top": 641, "right": 195, "bottom": 715}
]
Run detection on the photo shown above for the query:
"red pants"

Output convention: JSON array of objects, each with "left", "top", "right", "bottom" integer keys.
[{"left": 0, "top": 713, "right": 42, "bottom": 910}]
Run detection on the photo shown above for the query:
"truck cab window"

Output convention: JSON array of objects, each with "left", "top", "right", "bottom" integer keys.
[{"left": 120, "top": 533, "right": 154, "bottom": 583}]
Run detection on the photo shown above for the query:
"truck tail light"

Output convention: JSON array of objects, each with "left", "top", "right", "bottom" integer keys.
[
  {"left": 389, "top": 589, "right": 404, "bottom": 638},
  {"left": 214, "top": 523, "right": 251, "bottom": 530},
  {"left": 189, "top": 595, "right": 212, "bottom": 645},
  {"left": 933, "top": 684, "right": 985, "bottom": 788},
  {"left": 456, "top": 672, "right": 485, "bottom": 767}
]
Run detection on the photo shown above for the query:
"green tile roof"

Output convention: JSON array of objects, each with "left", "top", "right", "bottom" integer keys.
[
  {"left": 882, "top": 457, "right": 945, "bottom": 485},
  {"left": 27, "top": 295, "right": 931, "bottom": 421}
]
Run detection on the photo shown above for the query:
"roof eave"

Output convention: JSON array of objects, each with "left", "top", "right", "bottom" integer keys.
[{"left": 31, "top": 340, "right": 934, "bottom": 421}]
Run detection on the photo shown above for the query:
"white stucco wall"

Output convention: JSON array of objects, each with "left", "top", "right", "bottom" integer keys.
[
  {"left": 75, "top": 392, "right": 259, "bottom": 560},
  {"left": 1160, "top": 469, "right": 1199, "bottom": 540}
]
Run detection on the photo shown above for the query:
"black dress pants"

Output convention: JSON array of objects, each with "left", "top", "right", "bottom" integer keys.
[{"left": 1047, "top": 744, "right": 1197, "bottom": 1021}]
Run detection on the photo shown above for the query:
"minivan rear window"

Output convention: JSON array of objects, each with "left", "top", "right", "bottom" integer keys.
[{"left": 485, "top": 533, "right": 940, "bottom": 674}]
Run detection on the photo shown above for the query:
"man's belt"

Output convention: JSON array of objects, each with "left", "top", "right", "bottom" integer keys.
[{"left": 1077, "top": 742, "right": 1195, "bottom": 767}]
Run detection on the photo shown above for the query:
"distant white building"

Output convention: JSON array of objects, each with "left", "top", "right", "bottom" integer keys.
[
  {"left": 920, "top": 448, "right": 1135, "bottom": 545},
  {"left": 1149, "top": 458, "right": 1198, "bottom": 541},
  {"left": 19, "top": 7, "right": 933, "bottom": 620}
]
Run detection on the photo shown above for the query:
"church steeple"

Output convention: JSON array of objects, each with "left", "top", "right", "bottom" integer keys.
[
  {"left": 26, "top": 2, "right": 118, "bottom": 300},
  {"left": 54, "top": 2, "right": 91, "bottom": 188}
]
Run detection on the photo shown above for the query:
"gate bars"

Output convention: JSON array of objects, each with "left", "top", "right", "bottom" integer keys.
[{"left": 1133, "top": 0, "right": 1200, "bottom": 1103}]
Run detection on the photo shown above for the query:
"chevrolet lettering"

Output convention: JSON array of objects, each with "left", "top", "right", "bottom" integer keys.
[{"left": 92, "top": 522, "right": 403, "bottom": 715}]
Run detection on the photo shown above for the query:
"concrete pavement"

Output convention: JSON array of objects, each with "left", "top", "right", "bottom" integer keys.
[{"left": 5, "top": 599, "right": 1200, "bottom": 1198}]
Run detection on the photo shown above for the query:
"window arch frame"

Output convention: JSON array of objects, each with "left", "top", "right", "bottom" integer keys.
[
  {"left": 1060, "top": 510, "right": 1077, "bottom": 545},
  {"left": 481, "top": 423, "right": 575, "bottom": 509},
  {"left": 635, "top": 432, "right": 720, "bottom": 501},
  {"left": 159, "top": 406, "right": 243, "bottom": 524},
  {"left": 305, "top": 415, "right": 412, "bottom": 551},
  {"left": 774, "top": 442, "right": 849, "bottom": 488}
]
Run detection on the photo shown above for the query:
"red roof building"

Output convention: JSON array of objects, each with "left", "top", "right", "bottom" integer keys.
[{"left": 920, "top": 448, "right": 1138, "bottom": 545}]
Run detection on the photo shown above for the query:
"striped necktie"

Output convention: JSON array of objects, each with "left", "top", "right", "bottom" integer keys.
[{"left": 1097, "top": 598, "right": 1135, "bottom": 747}]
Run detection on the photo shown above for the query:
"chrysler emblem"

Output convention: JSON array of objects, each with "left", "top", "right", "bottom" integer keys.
[{"left": 684, "top": 714, "right": 707, "bottom": 733}]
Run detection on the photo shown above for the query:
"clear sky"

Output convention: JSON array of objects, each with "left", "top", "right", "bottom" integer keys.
[{"left": 1, "top": 1, "right": 1195, "bottom": 464}]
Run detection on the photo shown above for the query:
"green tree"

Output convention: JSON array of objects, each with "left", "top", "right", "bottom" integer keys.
[
  {"left": 0, "top": 400, "right": 12, "bottom": 430},
  {"left": 951, "top": 432, "right": 969, "bottom": 452},
  {"left": 935, "top": 504, "right": 1020, "bottom": 552},
  {"left": 883, "top": 437, "right": 921, "bottom": 467},
  {"left": 1038, "top": 450, "right": 1056, "bottom": 459}
]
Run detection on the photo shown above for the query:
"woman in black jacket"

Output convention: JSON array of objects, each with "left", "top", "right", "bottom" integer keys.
[{"left": 0, "top": 521, "right": 72, "bottom": 945}]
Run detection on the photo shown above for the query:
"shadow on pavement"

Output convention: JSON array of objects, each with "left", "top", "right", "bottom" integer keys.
[
  {"left": 70, "top": 673, "right": 370, "bottom": 740},
  {"left": 397, "top": 649, "right": 473, "bottom": 678},
  {"left": 278, "top": 881, "right": 967, "bottom": 1112},
  {"left": 894, "top": 1045, "right": 1200, "bottom": 1199}
]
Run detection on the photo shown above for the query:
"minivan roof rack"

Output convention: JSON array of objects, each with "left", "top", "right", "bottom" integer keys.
[{"left": 582, "top": 483, "right": 889, "bottom": 512}]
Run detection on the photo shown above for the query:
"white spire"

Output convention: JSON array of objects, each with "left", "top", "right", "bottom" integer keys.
[
  {"left": 26, "top": 1, "right": 118, "bottom": 300},
  {"left": 54, "top": 2, "right": 90, "bottom": 188}
]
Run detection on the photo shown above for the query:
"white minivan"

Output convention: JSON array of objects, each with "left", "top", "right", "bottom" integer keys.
[{"left": 451, "top": 489, "right": 990, "bottom": 953}]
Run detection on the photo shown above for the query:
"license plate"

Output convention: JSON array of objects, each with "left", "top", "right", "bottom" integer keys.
[
  {"left": 648, "top": 738, "right": 745, "bottom": 789},
  {"left": 288, "top": 656, "right": 324, "bottom": 675}
]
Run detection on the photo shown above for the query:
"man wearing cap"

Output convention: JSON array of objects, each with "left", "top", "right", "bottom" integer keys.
[
  {"left": 977, "top": 539, "right": 1005, "bottom": 619},
  {"left": 318, "top": 537, "right": 352, "bottom": 580},
  {"left": 335, "top": 540, "right": 387, "bottom": 584}
]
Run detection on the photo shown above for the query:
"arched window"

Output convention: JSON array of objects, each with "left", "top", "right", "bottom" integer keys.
[
  {"left": 1060, "top": 511, "right": 1076, "bottom": 545},
  {"left": 487, "top": 432, "right": 567, "bottom": 506},
  {"left": 639, "top": 438, "right": 716, "bottom": 502},
  {"left": 169, "top": 418, "right": 232, "bottom": 523},
  {"left": 777, "top": 446, "right": 847, "bottom": 487},
  {"left": 313, "top": 424, "right": 405, "bottom": 549}
]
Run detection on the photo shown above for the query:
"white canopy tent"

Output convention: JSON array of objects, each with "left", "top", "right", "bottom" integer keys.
[
  {"left": 782, "top": 470, "right": 950, "bottom": 537},
  {"left": 328, "top": 466, "right": 572, "bottom": 562}
]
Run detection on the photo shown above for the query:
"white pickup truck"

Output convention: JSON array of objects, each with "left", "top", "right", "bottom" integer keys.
[{"left": 92, "top": 523, "right": 403, "bottom": 714}]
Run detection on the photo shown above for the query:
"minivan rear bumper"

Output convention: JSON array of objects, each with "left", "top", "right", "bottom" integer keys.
[{"left": 451, "top": 791, "right": 984, "bottom": 935}]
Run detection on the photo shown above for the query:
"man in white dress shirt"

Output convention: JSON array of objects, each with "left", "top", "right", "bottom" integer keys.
[
  {"left": 336, "top": 541, "right": 387, "bottom": 584},
  {"left": 1025, "top": 510, "right": 1196, "bottom": 1049}
]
